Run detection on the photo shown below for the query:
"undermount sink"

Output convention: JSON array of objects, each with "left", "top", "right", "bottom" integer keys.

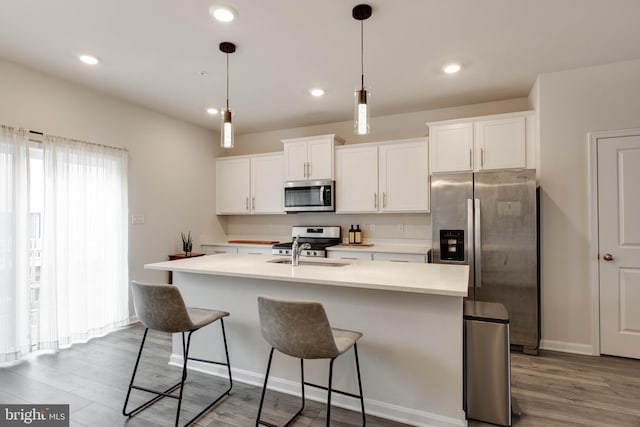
[{"left": 267, "top": 258, "right": 350, "bottom": 267}]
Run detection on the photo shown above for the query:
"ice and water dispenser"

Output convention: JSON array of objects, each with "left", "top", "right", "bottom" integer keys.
[{"left": 439, "top": 230, "right": 465, "bottom": 262}]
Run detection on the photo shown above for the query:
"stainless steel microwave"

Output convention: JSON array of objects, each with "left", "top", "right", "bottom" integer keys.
[{"left": 284, "top": 179, "right": 335, "bottom": 212}]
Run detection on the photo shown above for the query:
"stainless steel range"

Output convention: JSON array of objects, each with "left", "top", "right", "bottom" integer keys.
[{"left": 272, "top": 226, "right": 341, "bottom": 257}]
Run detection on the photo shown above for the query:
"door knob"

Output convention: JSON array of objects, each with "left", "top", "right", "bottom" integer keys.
[{"left": 603, "top": 253, "right": 613, "bottom": 261}]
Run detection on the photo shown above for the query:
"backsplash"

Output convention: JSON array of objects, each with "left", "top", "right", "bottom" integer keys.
[{"left": 221, "top": 212, "right": 431, "bottom": 245}]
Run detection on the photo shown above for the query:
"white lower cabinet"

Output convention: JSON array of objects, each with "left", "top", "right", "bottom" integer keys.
[
  {"left": 327, "top": 250, "right": 373, "bottom": 261},
  {"left": 237, "top": 246, "right": 272, "bottom": 255},
  {"left": 335, "top": 137, "right": 429, "bottom": 213},
  {"left": 216, "top": 153, "right": 284, "bottom": 215},
  {"left": 372, "top": 252, "right": 426, "bottom": 263},
  {"left": 328, "top": 250, "right": 426, "bottom": 263},
  {"left": 201, "top": 245, "right": 238, "bottom": 255}
]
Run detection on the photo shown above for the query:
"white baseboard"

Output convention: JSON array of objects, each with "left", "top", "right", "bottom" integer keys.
[
  {"left": 169, "top": 354, "right": 467, "bottom": 427},
  {"left": 539, "top": 339, "right": 596, "bottom": 355}
]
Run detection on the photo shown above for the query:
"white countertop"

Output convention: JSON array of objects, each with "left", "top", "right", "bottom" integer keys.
[
  {"left": 145, "top": 253, "right": 468, "bottom": 297},
  {"left": 201, "top": 241, "right": 431, "bottom": 254}
]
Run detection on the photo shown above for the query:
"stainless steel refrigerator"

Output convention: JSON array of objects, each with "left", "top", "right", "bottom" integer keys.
[{"left": 431, "top": 169, "right": 539, "bottom": 354}]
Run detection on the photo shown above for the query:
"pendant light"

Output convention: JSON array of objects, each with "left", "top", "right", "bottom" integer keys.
[
  {"left": 219, "top": 42, "right": 236, "bottom": 148},
  {"left": 353, "top": 4, "right": 372, "bottom": 135}
]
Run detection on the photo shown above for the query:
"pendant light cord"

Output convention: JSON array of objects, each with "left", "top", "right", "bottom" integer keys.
[
  {"left": 360, "top": 20, "right": 365, "bottom": 90},
  {"left": 226, "top": 53, "right": 230, "bottom": 111}
]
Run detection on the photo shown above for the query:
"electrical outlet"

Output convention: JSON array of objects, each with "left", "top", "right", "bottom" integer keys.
[
  {"left": 131, "top": 215, "right": 145, "bottom": 224},
  {"left": 397, "top": 223, "right": 404, "bottom": 233}
]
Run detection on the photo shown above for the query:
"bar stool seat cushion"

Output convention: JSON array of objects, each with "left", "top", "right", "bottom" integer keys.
[
  {"left": 187, "top": 308, "right": 230, "bottom": 330},
  {"left": 332, "top": 328, "right": 363, "bottom": 354}
]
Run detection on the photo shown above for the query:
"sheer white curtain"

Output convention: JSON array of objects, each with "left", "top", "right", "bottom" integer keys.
[
  {"left": 39, "top": 135, "right": 129, "bottom": 348},
  {"left": 0, "top": 126, "right": 129, "bottom": 363},
  {"left": 0, "top": 126, "right": 31, "bottom": 363}
]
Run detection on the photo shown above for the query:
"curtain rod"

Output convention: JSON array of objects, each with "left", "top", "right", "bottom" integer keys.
[{"left": 28, "top": 129, "right": 128, "bottom": 153}]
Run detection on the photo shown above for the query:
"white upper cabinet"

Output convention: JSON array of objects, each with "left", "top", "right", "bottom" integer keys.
[
  {"left": 216, "top": 153, "right": 284, "bottom": 215},
  {"left": 429, "top": 123, "right": 474, "bottom": 172},
  {"left": 335, "top": 145, "right": 379, "bottom": 213},
  {"left": 282, "top": 134, "right": 344, "bottom": 181},
  {"left": 336, "top": 138, "right": 429, "bottom": 213},
  {"left": 251, "top": 154, "right": 284, "bottom": 214},
  {"left": 379, "top": 139, "right": 429, "bottom": 212},
  {"left": 216, "top": 157, "right": 251, "bottom": 214},
  {"left": 428, "top": 111, "right": 534, "bottom": 173}
]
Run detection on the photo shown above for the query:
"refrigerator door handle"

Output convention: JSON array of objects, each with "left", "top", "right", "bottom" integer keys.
[
  {"left": 467, "top": 198, "right": 475, "bottom": 291},
  {"left": 474, "top": 198, "right": 482, "bottom": 288}
]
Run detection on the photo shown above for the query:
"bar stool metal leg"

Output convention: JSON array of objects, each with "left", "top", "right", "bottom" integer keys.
[{"left": 354, "top": 343, "right": 366, "bottom": 426}]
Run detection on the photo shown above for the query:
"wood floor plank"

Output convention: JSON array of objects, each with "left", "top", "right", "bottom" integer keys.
[{"left": 2, "top": 324, "right": 640, "bottom": 426}]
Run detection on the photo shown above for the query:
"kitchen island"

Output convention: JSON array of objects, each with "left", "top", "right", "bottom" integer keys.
[{"left": 145, "top": 253, "right": 469, "bottom": 427}]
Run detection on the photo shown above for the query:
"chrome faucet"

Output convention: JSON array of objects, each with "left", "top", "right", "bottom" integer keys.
[{"left": 291, "top": 235, "right": 311, "bottom": 266}]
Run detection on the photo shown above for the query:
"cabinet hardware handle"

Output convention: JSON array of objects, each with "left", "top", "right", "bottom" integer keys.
[
  {"left": 481, "top": 148, "right": 484, "bottom": 168},
  {"left": 341, "top": 257, "right": 358, "bottom": 260},
  {"left": 304, "top": 162, "right": 308, "bottom": 178},
  {"left": 245, "top": 197, "right": 249, "bottom": 211},
  {"left": 469, "top": 149, "right": 473, "bottom": 169},
  {"left": 248, "top": 252, "right": 261, "bottom": 255},
  {"left": 252, "top": 197, "right": 255, "bottom": 210},
  {"left": 307, "top": 162, "right": 311, "bottom": 178},
  {"left": 383, "top": 192, "right": 387, "bottom": 208},
  {"left": 390, "top": 259, "right": 409, "bottom": 263},
  {"left": 374, "top": 192, "right": 378, "bottom": 208}
]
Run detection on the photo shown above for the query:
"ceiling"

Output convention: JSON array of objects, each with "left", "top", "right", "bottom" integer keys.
[{"left": 1, "top": 0, "right": 640, "bottom": 135}]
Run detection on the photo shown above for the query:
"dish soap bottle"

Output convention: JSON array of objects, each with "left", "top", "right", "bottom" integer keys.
[
  {"left": 349, "top": 225, "right": 355, "bottom": 244},
  {"left": 355, "top": 224, "right": 363, "bottom": 244}
]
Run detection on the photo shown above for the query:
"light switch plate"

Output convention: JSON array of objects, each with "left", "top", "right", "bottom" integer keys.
[{"left": 131, "top": 215, "right": 145, "bottom": 224}]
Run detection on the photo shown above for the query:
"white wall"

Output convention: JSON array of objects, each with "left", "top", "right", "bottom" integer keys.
[
  {"left": 0, "top": 59, "right": 226, "bottom": 300},
  {"left": 537, "top": 59, "right": 640, "bottom": 353}
]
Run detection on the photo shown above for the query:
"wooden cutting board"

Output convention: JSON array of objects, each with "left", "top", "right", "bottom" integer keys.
[{"left": 228, "top": 240, "right": 279, "bottom": 245}]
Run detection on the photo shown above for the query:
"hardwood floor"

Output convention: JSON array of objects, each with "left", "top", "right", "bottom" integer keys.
[{"left": 1, "top": 323, "right": 639, "bottom": 427}]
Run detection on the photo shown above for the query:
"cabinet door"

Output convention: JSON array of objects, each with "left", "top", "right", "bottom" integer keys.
[
  {"left": 307, "top": 138, "right": 334, "bottom": 180},
  {"left": 335, "top": 145, "right": 379, "bottom": 213},
  {"left": 216, "top": 157, "right": 250, "bottom": 214},
  {"left": 251, "top": 154, "right": 284, "bottom": 214},
  {"left": 379, "top": 139, "right": 429, "bottom": 212},
  {"left": 429, "top": 123, "right": 473, "bottom": 172},
  {"left": 283, "top": 142, "right": 308, "bottom": 181},
  {"left": 474, "top": 116, "right": 526, "bottom": 170}
]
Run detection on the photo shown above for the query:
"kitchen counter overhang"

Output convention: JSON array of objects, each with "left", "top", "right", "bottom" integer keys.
[{"left": 145, "top": 253, "right": 469, "bottom": 297}]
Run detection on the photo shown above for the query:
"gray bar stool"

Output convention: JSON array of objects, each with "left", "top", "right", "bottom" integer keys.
[
  {"left": 256, "top": 296, "right": 365, "bottom": 427},
  {"left": 123, "top": 280, "right": 233, "bottom": 427}
]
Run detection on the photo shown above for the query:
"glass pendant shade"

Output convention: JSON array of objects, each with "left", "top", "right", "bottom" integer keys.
[
  {"left": 221, "top": 109, "right": 234, "bottom": 148},
  {"left": 354, "top": 88, "right": 370, "bottom": 135}
]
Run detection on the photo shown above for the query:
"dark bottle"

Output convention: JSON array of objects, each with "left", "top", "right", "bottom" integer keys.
[
  {"left": 355, "top": 224, "right": 363, "bottom": 244},
  {"left": 349, "top": 225, "right": 355, "bottom": 244}
]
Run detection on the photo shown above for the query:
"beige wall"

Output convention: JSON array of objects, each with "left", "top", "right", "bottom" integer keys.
[
  {"left": 537, "top": 59, "right": 640, "bottom": 353},
  {"left": 0, "top": 59, "right": 226, "bottom": 295}
]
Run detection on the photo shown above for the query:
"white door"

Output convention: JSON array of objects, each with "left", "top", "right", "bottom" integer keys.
[{"left": 599, "top": 134, "right": 640, "bottom": 358}]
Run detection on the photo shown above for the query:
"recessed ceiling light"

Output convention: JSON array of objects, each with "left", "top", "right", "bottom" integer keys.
[
  {"left": 206, "top": 108, "right": 219, "bottom": 115},
  {"left": 210, "top": 5, "right": 236, "bottom": 22},
  {"left": 79, "top": 55, "right": 99, "bottom": 65},
  {"left": 310, "top": 88, "right": 325, "bottom": 97},
  {"left": 443, "top": 63, "right": 461, "bottom": 74}
]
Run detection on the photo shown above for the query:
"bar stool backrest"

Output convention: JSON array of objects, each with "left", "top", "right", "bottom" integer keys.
[
  {"left": 257, "top": 296, "right": 339, "bottom": 359},
  {"left": 131, "top": 280, "right": 194, "bottom": 333}
]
